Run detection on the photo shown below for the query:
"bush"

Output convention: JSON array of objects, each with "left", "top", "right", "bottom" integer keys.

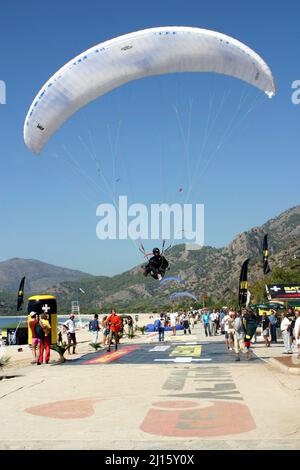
[
  {"left": 137, "top": 325, "right": 146, "bottom": 335},
  {"left": 0, "top": 356, "right": 11, "bottom": 368},
  {"left": 50, "top": 342, "right": 74, "bottom": 363}
]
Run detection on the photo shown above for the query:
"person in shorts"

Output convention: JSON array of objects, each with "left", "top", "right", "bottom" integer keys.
[
  {"left": 64, "top": 314, "right": 77, "bottom": 354},
  {"left": 107, "top": 309, "right": 122, "bottom": 352},
  {"left": 101, "top": 316, "right": 109, "bottom": 346},
  {"left": 28, "top": 312, "right": 42, "bottom": 365},
  {"left": 262, "top": 313, "right": 271, "bottom": 347}
]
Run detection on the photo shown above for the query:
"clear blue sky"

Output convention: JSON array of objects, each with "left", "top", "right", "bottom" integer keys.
[{"left": 0, "top": 0, "right": 299, "bottom": 275}]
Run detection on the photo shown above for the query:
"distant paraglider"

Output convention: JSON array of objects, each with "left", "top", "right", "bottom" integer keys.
[
  {"left": 159, "top": 276, "right": 186, "bottom": 286},
  {"left": 170, "top": 292, "right": 198, "bottom": 302}
]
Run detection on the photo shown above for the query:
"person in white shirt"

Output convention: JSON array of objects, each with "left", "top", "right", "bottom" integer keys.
[
  {"left": 280, "top": 313, "right": 292, "bottom": 354},
  {"left": 170, "top": 312, "right": 178, "bottom": 336},
  {"left": 64, "top": 314, "right": 77, "bottom": 354},
  {"left": 210, "top": 310, "right": 218, "bottom": 336},
  {"left": 294, "top": 310, "right": 300, "bottom": 358},
  {"left": 189, "top": 313, "right": 195, "bottom": 329}
]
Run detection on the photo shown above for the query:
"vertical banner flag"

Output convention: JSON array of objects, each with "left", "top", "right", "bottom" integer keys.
[
  {"left": 17, "top": 276, "right": 25, "bottom": 311},
  {"left": 263, "top": 234, "right": 271, "bottom": 275},
  {"left": 239, "top": 259, "right": 250, "bottom": 308}
]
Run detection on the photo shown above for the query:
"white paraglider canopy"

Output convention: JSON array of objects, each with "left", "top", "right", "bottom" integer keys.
[{"left": 24, "top": 26, "right": 275, "bottom": 154}]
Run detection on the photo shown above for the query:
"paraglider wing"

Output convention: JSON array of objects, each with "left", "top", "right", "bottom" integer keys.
[
  {"left": 160, "top": 276, "right": 186, "bottom": 286},
  {"left": 24, "top": 26, "right": 275, "bottom": 154},
  {"left": 170, "top": 291, "right": 198, "bottom": 302}
]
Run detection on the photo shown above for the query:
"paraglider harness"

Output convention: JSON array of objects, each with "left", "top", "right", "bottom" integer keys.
[{"left": 140, "top": 242, "right": 169, "bottom": 280}]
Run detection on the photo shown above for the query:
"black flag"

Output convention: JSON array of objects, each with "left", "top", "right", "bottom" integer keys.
[
  {"left": 239, "top": 259, "right": 250, "bottom": 308},
  {"left": 17, "top": 276, "right": 25, "bottom": 311},
  {"left": 263, "top": 234, "right": 271, "bottom": 275}
]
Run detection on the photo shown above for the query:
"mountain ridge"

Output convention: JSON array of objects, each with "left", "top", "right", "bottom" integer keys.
[{"left": 0, "top": 205, "right": 299, "bottom": 313}]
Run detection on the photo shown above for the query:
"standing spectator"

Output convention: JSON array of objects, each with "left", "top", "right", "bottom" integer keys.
[
  {"left": 281, "top": 313, "right": 292, "bottom": 354},
  {"left": 243, "top": 310, "right": 258, "bottom": 359},
  {"left": 294, "top": 310, "right": 300, "bottom": 359},
  {"left": 39, "top": 313, "right": 51, "bottom": 364},
  {"left": 210, "top": 309, "right": 218, "bottom": 336},
  {"left": 101, "top": 315, "right": 109, "bottom": 346},
  {"left": 202, "top": 310, "right": 211, "bottom": 337},
  {"left": 154, "top": 313, "right": 165, "bottom": 341},
  {"left": 189, "top": 313, "right": 195, "bottom": 329},
  {"left": 288, "top": 308, "right": 296, "bottom": 345},
  {"left": 28, "top": 312, "right": 42, "bottom": 365},
  {"left": 215, "top": 309, "right": 221, "bottom": 334},
  {"left": 90, "top": 314, "right": 100, "bottom": 344},
  {"left": 208, "top": 310, "right": 214, "bottom": 336},
  {"left": 126, "top": 316, "right": 134, "bottom": 337},
  {"left": 170, "top": 312, "right": 178, "bottom": 336},
  {"left": 58, "top": 327, "right": 63, "bottom": 345},
  {"left": 269, "top": 310, "right": 277, "bottom": 343},
  {"left": 107, "top": 309, "right": 122, "bottom": 352},
  {"left": 158, "top": 314, "right": 166, "bottom": 342},
  {"left": 181, "top": 312, "right": 191, "bottom": 335},
  {"left": 65, "top": 314, "right": 77, "bottom": 355},
  {"left": 222, "top": 311, "right": 235, "bottom": 350},
  {"left": 261, "top": 313, "right": 271, "bottom": 347},
  {"left": 219, "top": 309, "right": 226, "bottom": 334},
  {"left": 233, "top": 311, "right": 245, "bottom": 361}
]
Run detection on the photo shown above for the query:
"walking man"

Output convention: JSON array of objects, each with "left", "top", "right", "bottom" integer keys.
[{"left": 107, "top": 309, "right": 122, "bottom": 352}]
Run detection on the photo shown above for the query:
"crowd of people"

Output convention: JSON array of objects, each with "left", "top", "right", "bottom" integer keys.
[
  {"left": 150, "top": 307, "right": 300, "bottom": 359},
  {"left": 28, "top": 306, "right": 300, "bottom": 364},
  {"left": 198, "top": 307, "right": 300, "bottom": 361}
]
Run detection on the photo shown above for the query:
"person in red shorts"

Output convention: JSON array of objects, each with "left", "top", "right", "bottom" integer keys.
[{"left": 106, "top": 309, "right": 122, "bottom": 352}]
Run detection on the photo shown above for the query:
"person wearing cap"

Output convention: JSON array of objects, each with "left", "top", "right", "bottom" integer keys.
[
  {"left": 142, "top": 248, "right": 169, "bottom": 281},
  {"left": 64, "top": 314, "right": 77, "bottom": 354},
  {"left": 28, "top": 312, "right": 42, "bottom": 365}
]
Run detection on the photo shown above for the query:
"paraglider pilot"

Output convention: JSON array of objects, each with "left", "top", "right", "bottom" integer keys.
[{"left": 142, "top": 248, "right": 169, "bottom": 281}]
